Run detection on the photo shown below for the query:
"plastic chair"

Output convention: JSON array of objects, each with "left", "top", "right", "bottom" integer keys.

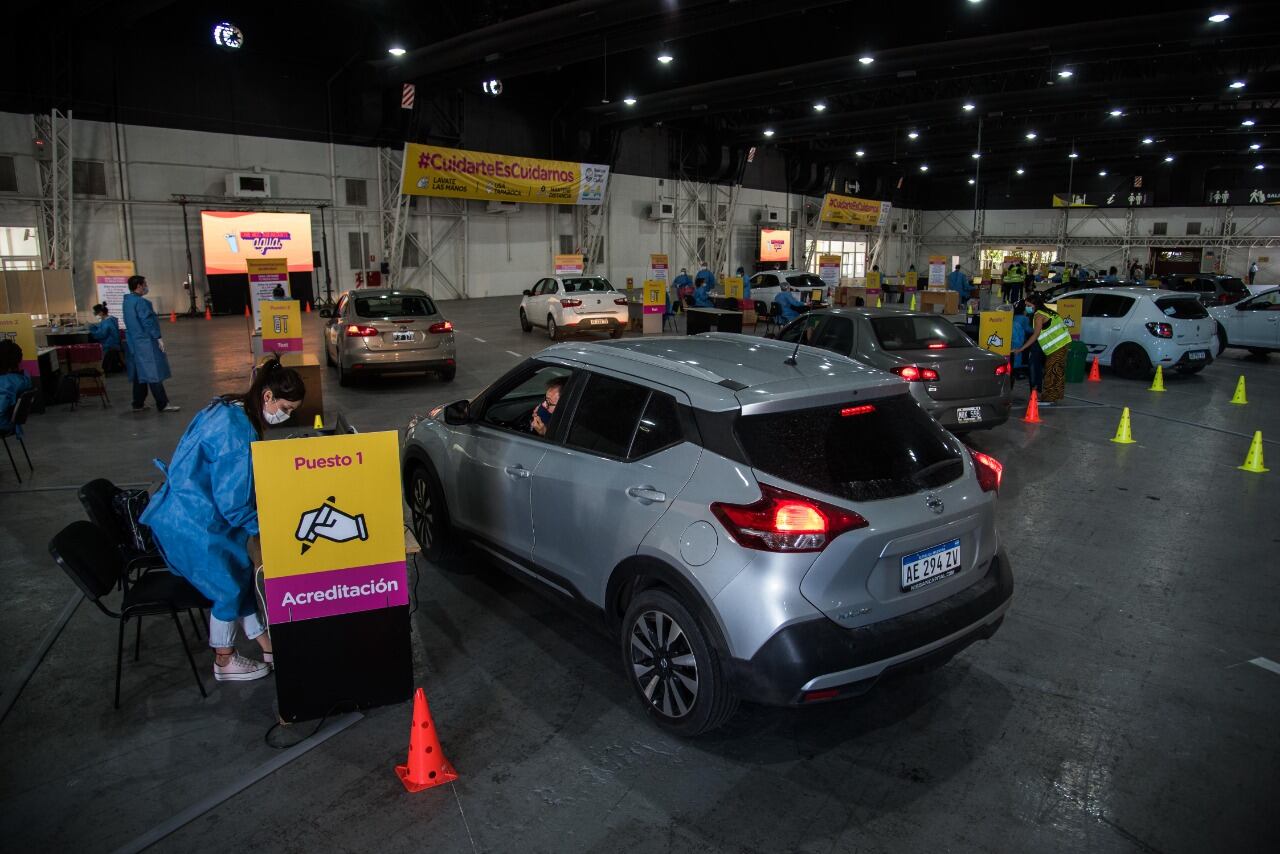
[
  {"left": 68, "top": 343, "right": 110, "bottom": 409},
  {"left": 2, "top": 390, "right": 35, "bottom": 483},
  {"left": 49, "top": 520, "right": 212, "bottom": 708}
]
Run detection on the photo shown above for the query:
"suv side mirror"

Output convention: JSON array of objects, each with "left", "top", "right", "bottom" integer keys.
[
  {"left": 319, "top": 308, "right": 333, "bottom": 318},
  {"left": 522, "top": 289, "right": 532, "bottom": 297},
  {"left": 443, "top": 400, "right": 471, "bottom": 425}
]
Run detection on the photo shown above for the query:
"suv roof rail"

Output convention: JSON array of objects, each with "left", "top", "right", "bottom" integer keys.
[{"left": 551, "top": 342, "right": 733, "bottom": 386}]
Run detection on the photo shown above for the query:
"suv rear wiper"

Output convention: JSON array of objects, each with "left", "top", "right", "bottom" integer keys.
[{"left": 910, "top": 457, "right": 963, "bottom": 485}]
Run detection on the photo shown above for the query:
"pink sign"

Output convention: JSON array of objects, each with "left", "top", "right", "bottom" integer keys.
[{"left": 264, "top": 561, "right": 409, "bottom": 624}]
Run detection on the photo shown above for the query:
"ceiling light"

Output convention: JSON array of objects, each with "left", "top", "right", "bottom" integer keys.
[
  {"left": 813, "top": 102, "right": 827, "bottom": 112},
  {"left": 1229, "top": 81, "right": 1246, "bottom": 89},
  {"left": 962, "top": 102, "right": 976, "bottom": 112},
  {"left": 622, "top": 96, "right": 637, "bottom": 106},
  {"left": 1255, "top": 163, "right": 1266, "bottom": 170},
  {"left": 657, "top": 52, "right": 674, "bottom": 64},
  {"left": 1250, "top": 143, "right": 1261, "bottom": 150},
  {"left": 1141, "top": 137, "right": 1154, "bottom": 144},
  {"left": 1208, "top": 13, "right": 1230, "bottom": 23},
  {"left": 763, "top": 128, "right": 775, "bottom": 137},
  {"left": 1068, "top": 152, "right": 1079, "bottom": 159},
  {"left": 908, "top": 130, "right": 919, "bottom": 139},
  {"left": 1099, "top": 170, "right": 1108, "bottom": 176},
  {"left": 855, "top": 149, "right": 865, "bottom": 157},
  {"left": 1164, "top": 155, "right": 1175, "bottom": 162},
  {"left": 1015, "top": 167, "right": 1025, "bottom": 175},
  {"left": 971, "top": 152, "right": 981, "bottom": 159},
  {"left": 1242, "top": 119, "right": 1255, "bottom": 126},
  {"left": 919, "top": 164, "right": 929, "bottom": 172},
  {"left": 387, "top": 46, "right": 406, "bottom": 57},
  {"left": 968, "top": 0, "right": 983, "bottom": 4},
  {"left": 1025, "top": 131, "right": 1038, "bottom": 140},
  {"left": 212, "top": 22, "right": 243, "bottom": 49},
  {"left": 858, "top": 56, "right": 874, "bottom": 65},
  {"left": 968, "top": 178, "right": 976, "bottom": 185},
  {"left": 1109, "top": 109, "right": 1124, "bottom": 117},
  {"left": 1058, "top": 69, "right": 1074, "bottom": 79}
]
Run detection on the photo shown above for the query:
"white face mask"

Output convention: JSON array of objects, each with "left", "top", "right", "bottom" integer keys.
[{"left": 263, "top": 405, "right": 290, "bottom": 425}]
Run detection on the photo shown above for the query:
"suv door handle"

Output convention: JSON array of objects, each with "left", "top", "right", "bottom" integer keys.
[
  {"left": 505, "top": 465, "right": 531, "bottom": 479},
  {"left": 626, "top": 486, "right": 667, "bottom": 504}
]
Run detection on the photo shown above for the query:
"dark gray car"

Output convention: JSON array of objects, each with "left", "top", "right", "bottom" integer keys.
[{"left": 776, "top": 307, "right": 1012, "bottom": 431}]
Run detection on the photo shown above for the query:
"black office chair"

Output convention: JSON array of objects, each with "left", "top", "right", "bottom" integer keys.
[
  {"left": 49, "top": 520, "right": 212, "bottom": 709},
  {"left": 762, "top": 302, "right": 783, "bottom": 336},
  {"left": 78, "top": 478, "right": 170, "bottom": 586},
  {"left": 2, "top": 390, "right": 35, "bottom": 483},
  {"left": 753, "top": 300, "right": 770, "bottom": 332}
]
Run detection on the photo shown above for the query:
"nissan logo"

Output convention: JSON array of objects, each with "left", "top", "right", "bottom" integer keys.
[
  {"left": 925, "top": 494, "right": 944, "bottom": 514},
  {"left": 964, "top": 362, "right": 976, "bottom": 373}
]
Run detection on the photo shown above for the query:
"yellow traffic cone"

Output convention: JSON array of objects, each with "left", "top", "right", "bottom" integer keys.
[
  {"left": 909, "top": 294, "right": 917, "bottom": 310},
  {"left": 1239, "top": 431, "right": 1268, "bottom": 473},
  {"left": 313, "top": 414, "right": 323, "bottom": 430},
  {"left": 1230, "top": 376, "right": 1247, "bottom": 405},
  {"left": 1110, "top": 407, "right": 1136, "bottom": 444},
  {"left": 875, "top": 295, "right": 882, "bottom": 308},
  {"left": 1148, "top": 366, "right": 1165, "bottom": 392}
]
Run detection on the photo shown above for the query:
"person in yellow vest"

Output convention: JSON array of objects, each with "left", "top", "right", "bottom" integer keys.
[
  {"left": 1002, "top": 261, "right": 1025, "bottom": 304},
  {"left": 1011, "top": 292, "right": 1071, "bottom": 404}
]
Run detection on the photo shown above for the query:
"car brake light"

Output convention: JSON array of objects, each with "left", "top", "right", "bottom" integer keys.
[
  {"left": 892, "top": 365, "right": 940, "bottom": 381},
  {"left": 994, "top": 362, "right": 1010, "bottom": 376},
  {"left": 840, "top": 404, "right": 875, "bottom": 417},
  {"left": 1145, "top": 321, "right": 1173, "bottom": 338},
  {"left": 560, "top": 298, "right": 582, "bottom": 308},
  {"left": 345, "top": 324, "right": 379, "bottom": 337},
  {"left": 428, "top": 321, "right": 453, "bottom": 334},
  {"left": 926, "top": 342, "right": 947, "bottom": 349},
  {"left": 968, "top": 448, "right": 1003, "bottom": 493},
  {"left": 614, "top": 297, "right": 628, "bottom": 306},
  {"left": 710, "top": 483, "right": 867, "bottom": 553}
]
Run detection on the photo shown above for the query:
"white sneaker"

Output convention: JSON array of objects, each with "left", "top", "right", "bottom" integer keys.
[
  {"left": 159, "top": 404, "right": 181, "bottom": 413},
  {"left": 213, "top": 653, "right": 271, "bottom": 682}
]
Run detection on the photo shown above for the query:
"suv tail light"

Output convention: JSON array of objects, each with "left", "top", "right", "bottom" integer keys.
[
  {"left": 614, "top": 297, "right": 629, "bottom": 306},
  {"left": 711, "top": 483, "right": 867, "bottom": 553},
  {"left": 968, "top": 449, "right": 1003, "bottom": 493},
  {"left": 892, "top": 365, "right": 940, "bottom": 382},
  {"left": 345, "top": 324, "right": 379, "bottom": 337},
  {"left": 1145, "top": 321, "right": 1173, "bottom": 338},
  {"left": 994, "top": 362, "right": 1011, "bottom": 376},
  {"left": 428, "top": 321, "right": 453, "bottom": 334},
  {"left": 560, "top": 298, "right": 583, "bottom": 308}
]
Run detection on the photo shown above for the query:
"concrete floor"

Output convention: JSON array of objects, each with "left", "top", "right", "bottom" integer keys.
[{"left": 1, "top": 297, "right": 1278, "bottom": 853}]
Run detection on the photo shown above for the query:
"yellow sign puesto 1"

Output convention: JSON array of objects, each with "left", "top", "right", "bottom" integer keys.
[
  {"left": 252, "top": 431, "right": 406, "bottom": 624},
  {"left": 978, "top": 311, "right": 1014, "bottom": 356}
]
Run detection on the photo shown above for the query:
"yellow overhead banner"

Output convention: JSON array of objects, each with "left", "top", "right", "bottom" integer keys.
[
  {"left": 401, "top": 143, "right": 609, "bottom": 205},
  {"left": 818, "top": 193, "right": 892, "bottom": 227},
  {"left": 978, "top": 311, "right": 1013, "bottom": 356}
]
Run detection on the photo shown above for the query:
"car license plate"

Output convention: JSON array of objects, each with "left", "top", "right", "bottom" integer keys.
[
  {"left": 901, "top": 538, "right": 961, "bottom": 591},
  {"left": 957, "top": 406, "right": 983, "bottom": 423},
  {"left": 1188, "top": 350, "right": 1205, "bottom": 360},
  {"left": 588, "top": 317, "right": 608, "bottom": 325},
  {"left": 393, "top": 330, "right": 414, "bottom": 342}
]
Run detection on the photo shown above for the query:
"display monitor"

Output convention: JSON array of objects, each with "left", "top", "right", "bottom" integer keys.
[
  {"left": 200, "top": 211, "right": 314, "bottom": 275},
  {"left": 758, "top": 228, "right": 791, "bottom": 263}
]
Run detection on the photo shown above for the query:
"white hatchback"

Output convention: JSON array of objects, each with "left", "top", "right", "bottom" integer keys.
[
  {"left": 1209, "top": 285, "right": 1280, "bottom": 356},
  {"left": 519, "top": 275, "right": 630, "bottom": 340},
  {"left": 1058, "top": 286, "right": 1218, "bottom": 379}
]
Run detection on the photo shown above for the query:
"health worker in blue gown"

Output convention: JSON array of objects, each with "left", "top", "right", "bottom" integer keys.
[
  {"left": 773, "top": 286, "right": 806, "bottom": 323},
  {"left": 88, "top": 302, "right": 123, "bottom": 373},
  {"left": 122, "top": 275, "right": 179, "bottom": 413}
]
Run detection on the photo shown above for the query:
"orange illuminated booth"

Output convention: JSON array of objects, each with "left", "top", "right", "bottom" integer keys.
[{"left": 201, "top": 211, "right": 317, "bottom": 315}]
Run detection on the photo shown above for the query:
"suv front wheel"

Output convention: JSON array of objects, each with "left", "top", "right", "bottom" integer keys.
[
  {"left": 621, "top": 589, "right": 738, "bottom": 736},
  {"left": 409, "top": 464, "right": 455, "bottom": 562}
]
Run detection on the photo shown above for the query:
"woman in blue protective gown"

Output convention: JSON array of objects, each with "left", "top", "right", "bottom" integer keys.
[
  {"left": 122, "top": 274, "right": 179, "bottom": 413},
  {"left": 1011, "top": 299, "right": 1033, "bottom": 382},
  {"left": 141, "top": 356, "right": 305, "bottom": 682},
  {"left": 88, "top": 303, "right": 124, "bottom": 373}
]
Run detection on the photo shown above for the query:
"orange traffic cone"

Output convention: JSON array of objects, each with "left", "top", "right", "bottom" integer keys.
[
  {"left": 169, "top": 311, "right": 177, "bottom": 323},
  {"left": 305, "top": 301, "right": 312, "bottom": 313},
  {"left": 244, "top": 305, "right": 251, "bottom": 317},
  {"left": 1087, "top": 356, "right": 1101, "bottom": 382},
  {"left": 395, "top": 688, "right": 457, "bottom": 793},
  {"left": 204, "top": 307, "right": 212, "bottom": 320},
  {"left": 1023, "top": 389, "right": 1041, "bottom": 423}
]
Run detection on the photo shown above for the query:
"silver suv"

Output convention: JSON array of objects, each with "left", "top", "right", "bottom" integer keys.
[{"left": 403, "top": 334, "right": 1013, "bottom": 735}]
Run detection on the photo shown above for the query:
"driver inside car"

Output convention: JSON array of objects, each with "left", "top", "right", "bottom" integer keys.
[{"left": 530, "top": 376, "right": 566, "bottom": 437}]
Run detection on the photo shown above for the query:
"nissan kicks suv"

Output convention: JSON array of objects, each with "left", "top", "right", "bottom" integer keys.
[{"left": 402, "top": 334, "right": 1013, "bottom": 735}]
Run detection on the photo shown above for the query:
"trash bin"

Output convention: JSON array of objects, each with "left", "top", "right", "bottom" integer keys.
[{"left": 1065, "top": 340, "right": 1089, "bottom": 383}]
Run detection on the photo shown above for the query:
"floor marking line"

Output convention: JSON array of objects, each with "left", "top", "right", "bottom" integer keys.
[
  {"left": 473, "top": 337, "right": 486, "bottom": 343},
  {"left": 453, "top": 782, "right": 479, "bottom": 854},
  {"left": 1063, "top": 395, "right": 1279, "bottom": 444},
  {"left": 109, "top": 712, "right": 363, "bottom": 854},
  {"left": 1248, "top": 657, "right": 1280, "bottom": 677},
  {"left": 0, "top": 591, "right": 82, "bottom": 725},
  {"left": 505, "top": 350, "right": 522, "bottom": 358}
]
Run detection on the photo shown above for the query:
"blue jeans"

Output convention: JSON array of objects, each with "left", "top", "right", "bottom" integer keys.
[
  {"left": 209, "top": 611, "right": 265, "bottom": 649},
  {"left": 1028, "top": 344, "right": 1046, "bottom": 394}
]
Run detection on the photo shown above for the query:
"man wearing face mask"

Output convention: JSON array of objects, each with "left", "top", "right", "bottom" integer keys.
[
  {"left": 141, "top": 356, "right": 306, "bottom": 682},
  {"left": 122, "top": 275, "right": 179, "bottom": 413},
  {"left": 694, "top": 261, "right": 718, "bottom": 291}
]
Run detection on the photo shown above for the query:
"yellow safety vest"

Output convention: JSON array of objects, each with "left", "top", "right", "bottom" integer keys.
[
  {"left": 1035, "top": 309, "right": 1071, "bottom": 355},
  {"left": 1005, "top": 267, "right": 1025, "bottom": 284}
]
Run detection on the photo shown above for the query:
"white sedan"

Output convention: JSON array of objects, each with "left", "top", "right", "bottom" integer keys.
[
  {"left": 519, "top": 275, "right": 630, "bottom": 340},
  {"left": 1210, "top": 285, "right": 1280, "bottom": 356}
]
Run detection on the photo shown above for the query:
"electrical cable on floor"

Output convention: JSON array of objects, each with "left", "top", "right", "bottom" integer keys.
[
  {"left": 263, "top": 699, "right": 359, "bottom": 750},
  {"left": 405, "top": 522, "right": 423, "bottom": 617}
]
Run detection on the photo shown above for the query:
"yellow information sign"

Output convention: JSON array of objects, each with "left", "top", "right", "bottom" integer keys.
[
  {"left": 93, "top": 260, "right": 135, "bottom": 330},
  {"left": 723, "top": 276, "right": 744, "bottom": 300},
  {"left": 904, "top": 271, "right": 918, "bottom": 290},
  {"left": 553, "top": 254, "right": 584, "bottom": 276},
  {"left": 252, "top": 431, "right": 407, "bottom": 624},
  {"left": 0, "top": 313, "right": 38, "bottom": 376},
  {"left": 978, "top": 311, "right": 1013, "bottom": 356},
  {"left": 643, "top": 279, "right": 666, "bottom": 315},
  {"left": 865, "top": 270, "right": 882, "bottom": 293},
  {"left": 401, "top": 143, "right": 609, "bottom": 205},
  {"left": 261, "top": 299, "right": 303, "bottom": 354},
  {"left": 818, "top": 193, "right": 892, "bottom": 227},
  {"left": 1056, "top": 297, "right": 1083, "bottom": 339}
]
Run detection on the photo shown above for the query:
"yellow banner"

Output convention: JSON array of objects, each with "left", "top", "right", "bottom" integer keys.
[
  {"left": 818, "top": 193, "right": 891, "bottom": 227},
  {"left": 1056, "top": 297, "right": 1083, "bottom": 339},
  {"left": 401, "top": 143, "right": 608, "bottom": 205},
  {"left": 261, "top": 300, "right": 302, "bottom": 354},
  {"left": 978, "top": 311, "right": 1013, "bottom": 356},
  {"left": 0, "top": 313, "right": 38, "bottom": 376}
]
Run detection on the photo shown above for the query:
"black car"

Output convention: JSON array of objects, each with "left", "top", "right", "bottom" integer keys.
[{"left": 1160, "top": 274, "right": 1248, "bottom": 307}]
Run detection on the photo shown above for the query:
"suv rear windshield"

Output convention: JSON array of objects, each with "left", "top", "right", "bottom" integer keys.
[
  {"left": 1155, "top": 297, "right": 1209, "bottom": 319},
  {"left": 562, "top": 278, "right": 615, "bottom": 293},
  {"left": 871, "top": 316, "right": 972, "bottom": 351},
  {"left": 1220, "top": 277, "right": 1247, "bottom": 294},
  {"left": 736, "top": 395, "right": 963, "bottom": 502},
  {"left": 354, "top": 295, "right": 436, "bottom": 318},
  {"left": 786, "top": 274, "right": 825, "bottom": 290}
]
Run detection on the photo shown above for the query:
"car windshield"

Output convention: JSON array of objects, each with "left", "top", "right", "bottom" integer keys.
[
  {"left": 786, "top": 274, "right": 824, "bottom": 289},
  {"left": 736, "top": 395, "right": 964, "bottom": 502},
  {"left": 354, "top": 294, "right": 436, "bottom": 318},
  {"left": 1155, "top": 297, "right": 1208, "bottom": 319},
  {"left": 1219, "top": 277, "right": 1247, "bottom": 294},
  {"left": 562, "top": 278, "right": 615, "bottom": 293},
  {"left": 870, "top": 316, "right": 973, "bottom": 350}
]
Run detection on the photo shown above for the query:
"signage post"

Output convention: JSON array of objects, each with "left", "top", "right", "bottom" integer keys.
[
  {"left": 554, "top": 254, "right": 584, "bottom": 276},
  {"left": 93, "top": 261, "right": 135, "bottom": 329},
  {"left": 1056, "top": 297, "right": 1083, "bottom": 339},
  {"left": 261, "top": 300, "right": 303, "bottom": 353},
  {"left": 642, "top": 279, "right": 666, "bottom": 334},
  {"left": 978, "top": 311, "right": 1013, "bottom": 356},
  {"left": 247, "top": 258, "right": 291, "bottom": 331},
  {"left": 0, "top": 314, "right": 38, "bottom": 376}
]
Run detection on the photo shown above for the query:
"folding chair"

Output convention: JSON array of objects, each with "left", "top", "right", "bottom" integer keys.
[
  {"left": 2, "top": 390, "right": 35, "bottom": 483},
  {"left": 753, "top": 300, "right": 770, "bottom": 332},
  {"left": 68, "top": 344, "right": 110, "bottom": 409}
]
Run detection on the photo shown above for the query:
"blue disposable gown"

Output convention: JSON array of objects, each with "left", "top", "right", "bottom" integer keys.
[
  {"left": 947, "top": 270, "right": 973, "bottom": 300},
  {"left": 1011, "top": 313, "right": 1032, "bottom": 368},
  {"left": 739, "top": 274, "right": 752, "bottom": 301},
  {"left": 141, "top": 399, "right": 259, "bottom": 621},
  {"left": 122, "top": 292, "right": 171, "bottom": 384},
  {"left": 694, "top": 268, "right": 718, "bottom": 289},
  {"left": 0, "top": 372, "right": 33, "bottom": 432},
  {"left": 88, "top": 315, "right": 122, "bottom": 353},
  {"left": 773, "top": 290, "right": 805, "bottom": 323},
  {"left": 691, "top": 283, "right": 714, "bottom": 308}
]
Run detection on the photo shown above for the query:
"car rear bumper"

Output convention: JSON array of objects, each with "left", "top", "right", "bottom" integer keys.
[
  {"left": 564, "top": 315, "right": 627, "bottom": 332},
  {"left": 914, "top": 387, "right": 1013, "bottom": 430},
  {"left": 346, "top": 344, "right": 456, "bottom": 372},
  {"left": 1170, "top": 348, "right": 1213, "bottom": 370},
  {"left": 725, "top": 549, "right": 1013, "bottom": 706}
]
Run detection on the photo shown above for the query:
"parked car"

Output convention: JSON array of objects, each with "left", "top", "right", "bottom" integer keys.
[
  {"left": 1209, "top": 285, "right": 1280, "bottom": 356},
  {"left": 1056, "top": 286, "right": 1216, "bottom": 378},
  {"left": 520, "top": 275, "right": 629, "bottom": 340},
  {"left": 774, "top": 307, "right": 1012, "bottom": 431},
  {"left": 748, "top": 269, "right": 829, "bottom": 303},
  {"left": 1032, "top": 280, "right": 1107, "bottom": 303},
  {"left": 323, "top": 288, "right": 455, "bottom": 386},
  {"left": 403, "top": 334, "right": 1013, "bottom": 735},
  {"left": 1160, "top": 274, "right": 1249, "bottom": 307}
]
